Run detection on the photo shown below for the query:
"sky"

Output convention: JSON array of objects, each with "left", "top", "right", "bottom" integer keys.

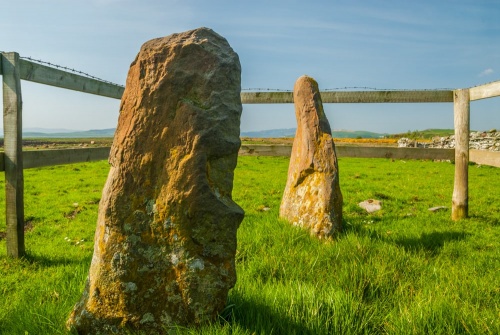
[{"left": 1, "top": 0, "right": 499, "bottom": 134}]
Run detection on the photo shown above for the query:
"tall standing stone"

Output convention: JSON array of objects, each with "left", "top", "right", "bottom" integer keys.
[
  {"left": 280, "top": 75, "right": 342, "bottom": 238},
  {"left": 67, "top": 27, "right": 244, "bottom": 334}
]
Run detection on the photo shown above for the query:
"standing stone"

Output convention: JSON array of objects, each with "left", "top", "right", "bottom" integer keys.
[
  {"left": 67, "top": 27, "right": 244, "bottom": 334},
  {"left": 280, "top": 75, "right": 342, "bottom": 238}
]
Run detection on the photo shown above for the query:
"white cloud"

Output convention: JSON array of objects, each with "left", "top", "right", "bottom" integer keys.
[{"left": 479, "top": 68, "right": 494, "bottom": 77}]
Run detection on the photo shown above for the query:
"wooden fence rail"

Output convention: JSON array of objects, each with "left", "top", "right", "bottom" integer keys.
[
  {"left": 2, "top": 51, "right": 500, "bottom": 257},
  {"left": 239, "top": 144, "right": 458, "bottom": 160},
  {"left": 0, "top": 146, "right": 467, "bottom": 172},
  {"left": 241, "top": 90, "right": 454, "bottom": 104},
  {"left": 1, "top": 146, "right": 497, "bottom": 173},
  {"left": 19, "top": 59, "right": 125, "bottom": 99},
  {"left": 469, "top": 81, "right": 500, "bottom": 101}
]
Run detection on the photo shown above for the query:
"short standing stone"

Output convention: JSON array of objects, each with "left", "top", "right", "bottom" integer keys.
[
  {"left": 67, "top": 27, "right": 244, "bottom": 333},
  {"left": 280, "top": 75, "right": 343, "bottom": 238}
]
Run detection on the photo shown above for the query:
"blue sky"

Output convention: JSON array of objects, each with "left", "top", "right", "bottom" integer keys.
[{"left": 1, "top": 0, "right": 499, "bottom": 133}]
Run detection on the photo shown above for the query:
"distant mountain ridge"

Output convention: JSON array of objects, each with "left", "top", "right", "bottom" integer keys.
[
  {"left": 241, "top": 128, "right": 297, "bottom": 138},
  {"left": 241, "top": 128, "right": 387, "bottom": 138},
  {"left": 1, "top": 127, "right": 389, "bottom": 139},
  {"left": 8, "top": 128, "right": 117, "bottom": 138}
]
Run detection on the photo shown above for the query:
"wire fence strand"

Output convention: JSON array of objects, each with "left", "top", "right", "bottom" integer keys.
[
  {"left": 19, "top": 55, "right": 125, "bottom": 88},
  {"left": 4, "top": 52, "right": 496, "bottom": 93},
  {"left": 241, "top": 86, "right": 455, "bottom": 92}
]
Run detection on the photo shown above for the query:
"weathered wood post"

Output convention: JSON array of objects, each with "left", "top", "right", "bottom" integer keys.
[
  {"left": 452, "top": 88, "right": 470, "bottom": 221},
  {"left": 1, "top": 52, "right": 25, "bottom": 257}
]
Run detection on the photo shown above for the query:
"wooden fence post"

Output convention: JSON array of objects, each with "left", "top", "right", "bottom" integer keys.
[
  {"left": 1, "top": 52, "right": 25, "bottom": 257},
  {"left": 452, "top": 88, "right": 470, "bottom": 221}
]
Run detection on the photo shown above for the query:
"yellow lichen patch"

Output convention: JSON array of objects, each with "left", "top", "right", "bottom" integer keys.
[
  {"left": 314, "top": 133, "right": 334, "bottom": 158},
  {"left": 169, "top": 146, "right": 180, "bottom": 159},
  {"left": 140, "top": 152, "right": 153, "bottom": 166},
  {"left": 179, "top": 152, "right": 192, "bottom": 167}
]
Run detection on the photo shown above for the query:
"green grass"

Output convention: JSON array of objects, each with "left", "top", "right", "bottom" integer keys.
[
  {"left": 1, "top": 157, "right": 499, "bottom": 334},
  {"left": 388, "top": 129, "right": 455, "bottom": 139}
]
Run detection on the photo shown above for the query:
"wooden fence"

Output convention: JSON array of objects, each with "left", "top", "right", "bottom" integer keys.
[{"left": 2, "top": 51, "right": 500, "bottom": 257}]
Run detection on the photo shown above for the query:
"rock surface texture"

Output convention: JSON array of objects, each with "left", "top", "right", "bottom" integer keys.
[
  {"left": 67, "top": 27, "right": 244, "bottom": 334},
  {"left": 280, "top": 76, "right": 343, "bottom": 238}
]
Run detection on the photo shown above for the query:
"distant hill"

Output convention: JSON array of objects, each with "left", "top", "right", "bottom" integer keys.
[
  {"left": 16, "top": 127, "right": 387, "bottom": 139},
  {"left": 22, "top": 127, "right": 77, "bottom": 133},
  {"left": 388, "top": 129, "right": 455, "bottom": 139},
  {"left": 241, "top": 128, "right": 296, "bottom": 138},
  {"left": 241, "top": 128, "right": 387, "bottom": 139},
  {"left": 0, "top": 127, "right": 453, "bottom": 139},
  {"left": 20, "top": 128, "right": 116, "bottom": 138},
  {"left": 333, "top": 130, "right": 388, "bottom": 138}
]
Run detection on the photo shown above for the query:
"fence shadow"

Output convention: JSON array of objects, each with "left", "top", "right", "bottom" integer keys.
[
  {"left": 224, "top": 292, "right": 314, "bottom": 335},
  {"left": 341, "top": 218, "right": 469, "bottom": 255},
  {"left": 469, "top": 214, "right": 500, "bottom": 226},
  {"left": 23, "top": 252, "right": 92, "bottom": 268},
  {"left": 393, "top": 231, "right": 469, "bottom": 255}
]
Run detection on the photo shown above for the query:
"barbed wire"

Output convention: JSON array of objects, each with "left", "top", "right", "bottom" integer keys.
[
  {"left": 242, "top": 88, "right": 293, "bottom": 92},
  {"left": 469, "top": 79, "right": 500, "bottom": 88},
  {"left": 19, "top": 55, "right": 125, "bottom": 88},
  {"left": 2, "top": 52, "right": 496, "bottom": 92},
  {"left": 242, "top": 86, "right": 456, "bottom": 92},
  {"left": 323, "top": 86, "right": 456, "bottom": 91}
]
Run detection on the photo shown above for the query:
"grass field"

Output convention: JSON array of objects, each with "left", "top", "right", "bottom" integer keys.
[{"left": 0, "top": 156, "right": 499, "bottom": 334}]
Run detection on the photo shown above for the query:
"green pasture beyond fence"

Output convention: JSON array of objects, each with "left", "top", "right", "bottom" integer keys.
[{"left": 2, "top": 51, "right": 500, "bottom": 258}]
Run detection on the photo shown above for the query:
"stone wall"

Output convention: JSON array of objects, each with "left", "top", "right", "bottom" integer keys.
[{"left": 398, "top": 130, "right": 500, "bottom": 151}]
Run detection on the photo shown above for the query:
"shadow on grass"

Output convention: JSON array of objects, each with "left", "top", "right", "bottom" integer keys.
[
  {"left": 24, "top": 252, "right": 92, "bottom": 267},
  {"left": 225, "top": 292, "right": 314, "bottom": 335},
  {"left": 393, "top": 231, "right": 469, "bottom": 255},
  {"left": 342, "top": 218, "right": 469, "bottom": 255},
  {"left": 469, "top": 214, "right": 500, "bottom": 226},
  {"left": 341, "top": 218, "right": 380, "bottom": 239}
]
